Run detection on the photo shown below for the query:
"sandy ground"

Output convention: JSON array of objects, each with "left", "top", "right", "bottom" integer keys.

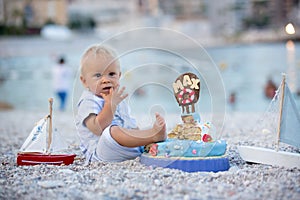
[{"left": 0, "top": 110, "right": 299, "bottom": 200}]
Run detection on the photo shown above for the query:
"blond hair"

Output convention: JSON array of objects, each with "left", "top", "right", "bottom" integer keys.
[{"left": 80, "top": 44, "right": 120, "bottom": 75}]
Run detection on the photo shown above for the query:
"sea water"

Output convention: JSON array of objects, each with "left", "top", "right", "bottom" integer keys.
[{"left": 0, "top": 37, "right": 299, "bottom": 116}]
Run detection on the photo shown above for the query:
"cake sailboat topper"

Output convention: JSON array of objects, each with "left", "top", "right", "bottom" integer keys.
[{"left": 168, "top": 72, "right": 205, "bottom": 141}]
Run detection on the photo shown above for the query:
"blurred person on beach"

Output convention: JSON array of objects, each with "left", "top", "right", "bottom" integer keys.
[
  {"left": 76, "top": 45, "right": 166, "bottom": 163},
  {"left": 228, "top": 92, "right": 236, "bottom": 111},
  {"left": 264, "top": 79, "right": 277, "bottom": 99},
  {"left": 52, "top": 56, "right": 71, "bottom": 111}
]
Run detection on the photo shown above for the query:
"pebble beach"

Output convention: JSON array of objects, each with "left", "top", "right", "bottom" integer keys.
[{"left": 0, "top": 110, "right": 299, "bottom": 200}]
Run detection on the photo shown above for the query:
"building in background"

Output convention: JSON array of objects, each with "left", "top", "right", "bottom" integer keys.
[
  {"left": 67, "top": 0, "right": 135, "bottom": 31},
  {"left": 0, "top": 0, "right": 68, "bottom": 28},
  {"left": 0, "top": 0, "right": 299, "bottom": 38}
]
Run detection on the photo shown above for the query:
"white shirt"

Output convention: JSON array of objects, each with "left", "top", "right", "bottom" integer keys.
[{"left": 52, "top": 63, "right": 71, "bottom": 92}]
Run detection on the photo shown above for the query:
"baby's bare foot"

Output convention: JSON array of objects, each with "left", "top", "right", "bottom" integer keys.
[{"left": 152, "top": 113, "right": 167, "bottom": 142}]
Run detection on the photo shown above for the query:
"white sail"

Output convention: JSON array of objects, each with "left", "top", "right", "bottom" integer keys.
[
  {"left": 49, "top": 128, "right": 68, "bottom": 152},
  {"left": 279, "top": 82, "right": 300, "bottom": 148},
  {"left": 20, "top": 116, "right": 68, "bottom": 153},
  {"left": 19, "top": 98, "right": 70, "bottom": 156},
  {"left": 20, "top": 117, "right": 47, "bottom": 153}
]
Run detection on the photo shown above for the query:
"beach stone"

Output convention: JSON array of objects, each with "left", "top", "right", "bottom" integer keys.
[
  {"left": 210, "top": 172, "right": 220, "bottom": 178},
  {"left": 154, "top": 179, "right": 161, "bottom": 186},
  {"left": 229, "top": 165, "right": 239, "bottom": 172},
  {"left": 38, "top": 180, "right": 65, "bottom": 188},
  {"left": 58, "top": 169, "right": 74, "bottom": 174}
]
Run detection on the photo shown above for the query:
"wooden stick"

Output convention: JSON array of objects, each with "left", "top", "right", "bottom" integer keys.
[
  {"left": 47, "top": 98, "right": 53, "bottom": 154},
  {"left": 276, "top": 74, "right": 286, "bottom": 151},
  {"left": 192, "top": 104, "right": 195, "bottom": 113}
]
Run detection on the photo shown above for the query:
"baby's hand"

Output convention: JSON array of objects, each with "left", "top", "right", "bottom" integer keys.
[{"left": 102, "top": 85, "right": 128, "bottom": 107}]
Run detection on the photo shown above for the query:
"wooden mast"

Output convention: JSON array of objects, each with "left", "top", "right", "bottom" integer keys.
[
  {"left": 276, "top": 74, "right": 286, "bottom": 151},
  {"left": 47, "top": 98, "right": 53, "bottom": 153}
]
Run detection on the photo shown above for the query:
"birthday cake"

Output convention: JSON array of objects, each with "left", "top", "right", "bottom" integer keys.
[{"left": 140, "top": 73, "right": 229, "bottom": 172}]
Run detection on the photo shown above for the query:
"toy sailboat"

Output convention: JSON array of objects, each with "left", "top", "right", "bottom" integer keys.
[
  {"left": 17, "top": 98, "right": 76, "bottom": 166},
  {"left": 238, "top": 74, "right": 300, "bottom": 168}
]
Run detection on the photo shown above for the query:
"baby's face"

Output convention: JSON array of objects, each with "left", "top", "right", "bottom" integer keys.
[{"left": 81, "top": 56, "right": 121, "bottom": 97}]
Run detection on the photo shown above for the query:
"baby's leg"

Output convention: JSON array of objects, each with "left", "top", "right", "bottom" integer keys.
[
  {"left": 110, "top": 113, "right": 166, "bottom": 147},
  {"left": 96, "top": 126, "right": 142, "bottom": 162}
]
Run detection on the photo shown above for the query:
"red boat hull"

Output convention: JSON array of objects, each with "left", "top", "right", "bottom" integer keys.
[{"left": 17, "top": 153, "right": 76, "bottom": 166}]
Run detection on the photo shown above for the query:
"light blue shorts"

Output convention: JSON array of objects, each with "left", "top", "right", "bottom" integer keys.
[{"left": 95, "top": 126, "right": 143, "bottom": 162}]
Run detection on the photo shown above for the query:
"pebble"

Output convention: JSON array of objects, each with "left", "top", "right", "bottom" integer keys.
[
  {"left": 154, "top": 179, "right": 161, "bottom": 186},
  {"left": 229, "top": 165, "right": 240, "bottom": 173},
  {"left": 38, "top": 180, "right": 65, "bottom": 188},
  {"left": 58, "top": 169, "right": 74, "bottom": 174}
]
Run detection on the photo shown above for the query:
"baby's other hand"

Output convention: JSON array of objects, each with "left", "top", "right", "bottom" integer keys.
[{"left": 109, "top": 85, "right": 128, "bottom": 106}]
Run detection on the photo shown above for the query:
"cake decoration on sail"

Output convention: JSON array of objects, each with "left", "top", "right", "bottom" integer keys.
[
  {"left": 17, "top": 98, "right": 76, "bottom": 166},
  {"left": 173, "top": 72, "right": 200, "bottom": 114},
  {"left": 140, "top": 72, "right": 230, "bottom": 172},
  {"left": 238, "top": 74, "right": 300, "bottom": 168}
]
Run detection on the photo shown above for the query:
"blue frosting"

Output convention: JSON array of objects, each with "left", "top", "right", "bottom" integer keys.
[{"left": 155, "top": 139, "right": 227, "bottom": 157}]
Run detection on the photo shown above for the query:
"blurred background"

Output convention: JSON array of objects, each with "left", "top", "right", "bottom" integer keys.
[{"left": 0, "top": 0, "right": 299, "bottom": 115}]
